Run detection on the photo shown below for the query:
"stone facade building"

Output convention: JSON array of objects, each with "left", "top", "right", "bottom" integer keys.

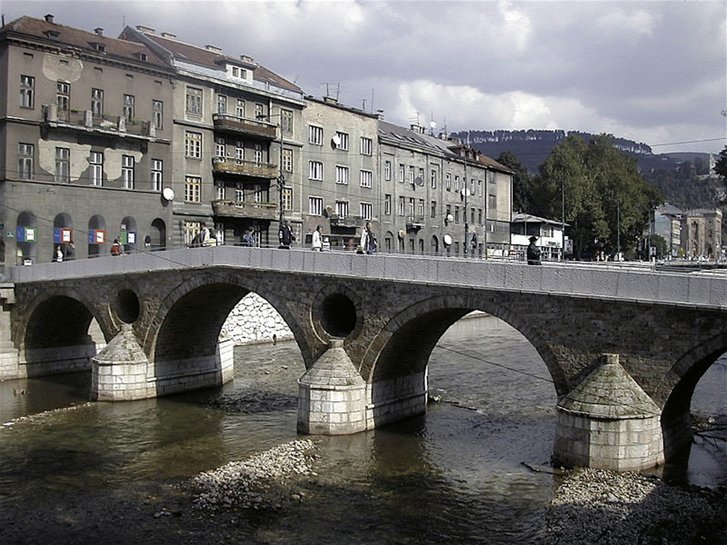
[
  {"left": 0, "top": 14, "right": 513, "bottom": 272},
  {"left": 0, "top": 14, "right": 177, "bottom": 266},
  {"left": 681, "top": 208, "right": 722, "bottom": 259}
]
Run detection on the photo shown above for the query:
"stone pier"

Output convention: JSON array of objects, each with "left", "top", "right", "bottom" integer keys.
[
  {"left": 554, "top": 354, "right": 664, "bottom": 471},
  {"left": 297, "top": 339, "right": 367, "bottom": 434},
  {"left": 0, "top": 284, "right": 19, "bottom": 379}
]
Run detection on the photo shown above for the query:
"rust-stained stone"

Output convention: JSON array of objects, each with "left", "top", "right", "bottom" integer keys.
[{"left": 558, "top": 354, "right": 660, "bottom": 419}]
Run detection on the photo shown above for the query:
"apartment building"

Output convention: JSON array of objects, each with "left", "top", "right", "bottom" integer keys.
[
  {"left": 0, "top": 14, "right": 176, "bottom": 267},
  {"left": 300, "top": 96, "right": 379, "bottom": 249},
  {"left": 378, "top": 122, "right": 513, "bottom": 256},
  {"left": 121, "top": 25, "right": 306, "bottom": 248}
]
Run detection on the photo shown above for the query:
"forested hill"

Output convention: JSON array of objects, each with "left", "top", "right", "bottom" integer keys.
[
  {"left": 450, "top": 129, "right": 661, "bottom": 174},
  {"left": 451, "top": 129, "right": 723, "bottom": 211}
]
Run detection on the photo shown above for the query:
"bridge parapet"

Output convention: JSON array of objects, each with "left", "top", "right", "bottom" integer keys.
[{"left": 8, "top": 247, "right": 727, "bottom": 310}]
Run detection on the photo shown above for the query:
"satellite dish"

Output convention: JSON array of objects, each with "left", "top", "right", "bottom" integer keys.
[
  {"left": 162, "top": 187, "right": 175, "bottom": 201},
  {"left": 324, "top": 205, "right": 335, "bottom": 217},
  {"left": 443, "top": 234, "right": 453, "bottom": 246},
  {"left": 430, "top": 121, "right": 437, "bottom": 128},
  {"left": 446, "top": 214, "right": 454, "bottom": 223},
  {"left": 332, "top": 134, "right": 341, "bottom": 147},
  {"left": 398, "top": 229, "right": 406, "bottom": 239},
  {"left": 414, "top": 176, "right": 424, "bottom": 187}
]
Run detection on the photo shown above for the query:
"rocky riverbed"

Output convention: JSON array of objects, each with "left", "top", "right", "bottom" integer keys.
[{"left": 535, "top": 467, "right": 727, "bottom": 544}]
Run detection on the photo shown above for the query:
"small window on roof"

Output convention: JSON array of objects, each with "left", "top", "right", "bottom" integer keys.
[{"left": 139, "top": 52, "right": 148, "bottom": 61}]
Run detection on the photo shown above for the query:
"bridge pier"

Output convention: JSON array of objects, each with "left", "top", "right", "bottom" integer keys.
[
  {"left": 297, "top": 339, "right": 367, "bottom": 434},
  {"left": 92, "top": 325, "right": 235, "bottom": 401},
  {"left": 554, "top": 354, "right": 664, "bottom": 471},
  {"left": 0, "top": 285, "right": 20, "bottom": 379}
]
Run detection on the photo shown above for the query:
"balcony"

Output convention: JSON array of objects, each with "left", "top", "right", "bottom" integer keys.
[
  {"left": 41, "top": 104, "right": 159, "bottom": 141},
  {"left": 213, "top": 114, "right": 277, "bottom": 140},
  {"left": 212, "top": 158, "right": 278, "bottom": 180},
  {"left": 212, "top": 200, "right": 278, "bottom": 221},
  {"left": 406, "top": 215, "right": 425, "bottom": 231}
]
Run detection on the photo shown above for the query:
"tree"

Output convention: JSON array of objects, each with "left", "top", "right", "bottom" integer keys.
[
  {"left": 496, "top": 151, "right": 532, "bottom": 213},
  {"left": 537, "top": 134, "right": 662, "bottom": 259},
  {"left": 715, "top": 146, "right": 727, "bottom": 179}
]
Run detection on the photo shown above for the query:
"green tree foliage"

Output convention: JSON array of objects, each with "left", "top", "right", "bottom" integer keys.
[
  {"left": 535, "top": 134, "right": 662, "bottom": 259},
  {"left": 496, "top": 151, "right": 532, "bottom": 213},
  {"left": 715, "top": 146, "right": 727, "bottom": 179}
]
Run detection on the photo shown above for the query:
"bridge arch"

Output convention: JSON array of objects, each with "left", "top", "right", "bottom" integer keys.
[
  {"left": 18, "top": 287, "right": 102, "bottom": 376},
  {"left": 659, "top": 331, "right": 727, "bottom": 462},
  {"left": 143, "top": 271, "right": 312, "bottom": 367},
  {"left": 360, "top": 293, "right": 567, "bottom": 396}
]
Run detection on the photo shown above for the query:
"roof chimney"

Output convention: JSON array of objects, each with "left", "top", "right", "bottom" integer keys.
[
  {"left": 94, "top": 27, "right": 103, "bottom": 36},
  {"left": 205, "top": 45, "right": 223, "bottom": 54},
  {"left": 44, "top": 14, "right": 54, "bottom": 24},
  {"left": 136, "top": 25, "right": 156, "bottom": 34},
  {"left": 161, "top": 32, "right": 176, "bottom": 39}
]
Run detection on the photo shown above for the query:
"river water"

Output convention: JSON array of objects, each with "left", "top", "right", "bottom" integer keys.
[{"left": 0, "top": 314, "right": 725, "bottom": 544}]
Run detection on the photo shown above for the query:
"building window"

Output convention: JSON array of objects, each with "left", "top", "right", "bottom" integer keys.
[
  {"left": 254, "top": 103, "right": 264, "bottom": 120},
  {"left": 489, "top": 193, "right": 497, "bottom": 210},
  {"left": 282, "top": 187, "right": 293, "bottom": 211},
  {"left": 90, "top": 151, "right": 103, "bottom": 186},
  {"left": 236, "top": 99, "right": 245, "bottom": 118},
  {"left": 216, "top": 137, "right": 226, "bottom": 158},
  {"left": 253, "top": 184, "right": 264, "bottom": 202},
  {"left": 335, "top": 131, "right": 349, "bottom": 151},
  {"left": 215, "top": 180, "right": 225, "bottom": 200},
  {"left": 430, "top": 168, "right": 437, "bottom": 189},
  {"left": 335, "top": 201, "right": 349, "bottom": 218},
  {"left": 253, "top": 144, "right": 262, "bottom": 165},
  {"left": 55, "top": 147, "right": 70, "bottom": 183},
  {"left": 235, "top": 141, "right": 244, "bottom": 161},
  {"left": 470, "top": 207, "right": 476, "bottom": 224},
  {"left": 309, "top": 125, "right": 323, "bottom": 145},
  {"left": 185, "top": 87, "right": 202, "bottom": 116},
  {"left": 152, "top": 100, "right": 163, "bottom": 129},
  {"left": 360, "top": 170, "right": 373, "bottom": 188},
  {"left": 431, "top": 200, "right": 437, "bottom": 218},
  {"left": 398, "top": 196, "right": 406, "bottom": 216},
  {"left": 217, "top": 94, "right": 227, "bottom": 115},
  {"left": 454, "top": 206, "right": 460, "bottom": 223},
  {"left": 18, "top": 143, "right": 34, "bottom": 180},
  {"left": 185, "top": 131, "right": 202, "bottom": 158},
  {"left": 56, "top": 82, "right": 70, "bottom": 114},
  {"left": 409, "top": 198, "right": 416, "bottom": 217},
  {"left": 122, "top": 155, "right": 135, "bottom": 189},
  {"left": 151, "top": 159, "right": 163, "bottom": 192},
  {"left": 91, "top": 88, "right": 104, "bottom": 117},
  {"left": 478, "top": 209, "right": 483, "bottom": 225},
  {"left": 282, "top": 148, "right": 293, "bottom": 173},
  {"left": 185, "top": 176, "right": 201, "bottom": 203},
  {"left": 384, "top": 160, "right": 392, "bottom": 181},
  {"left": 309, "top": 196, "right": 323, "bottom": 215},
  {"left": 235, "top": 182, "right": 244, "bottom": 203},
  {"left": 335, "top": 165, "right": 349, "bottom": 185},
  {"left": 408, "top": 166, "right": 415, "bottom": 184},
  {"left": 454, "top": 175, "right": 460, "bottom": 192},
  {"left": 446, "top": 173, "right": 451, "bottom": 191},
  {"left": 384, "top": 194, "right": 392, "bottom": 215},
  {"left": 281, "top": 109, "right": 293, "bottom": 134},
  {"left": 309, "top": 161, "right": 323, "bottom": 181},
  {"left": 399, "top": 163, "right": 405, "bottom": 183},
  {"left": 123, "top": 94, "right": 135, "bottom": 121},
  {"left": 360, "top": 202, "right": 373, "bottom": 219},
  {"left": 20, "top": 75, "right": 35, "bottom": 109},
  {"left": 360, "top": 137, "right": 373, "bottom": 156}
]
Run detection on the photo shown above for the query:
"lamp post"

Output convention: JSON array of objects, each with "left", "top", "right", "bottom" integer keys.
[{"left": 561, "top": 178, "right": 565, "bottom": 261}]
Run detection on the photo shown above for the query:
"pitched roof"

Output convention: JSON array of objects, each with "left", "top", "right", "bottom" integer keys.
[
  {"left": 0, "top": 16, "right": 169, "bottom": 69},
  {"left": 125, "top": 28, "right": 302, "bottom": 96}
]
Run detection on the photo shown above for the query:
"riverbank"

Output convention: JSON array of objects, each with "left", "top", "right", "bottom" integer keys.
[{"left": 536, "top": 467, "right": 727, "bottom": 544}]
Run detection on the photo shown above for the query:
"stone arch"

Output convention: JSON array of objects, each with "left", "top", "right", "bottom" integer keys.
[
  {"left": 149, "top": 218, "right": 166, "bottom": 250},
  {"left": 88, "top": 214, "right": 106, "bottom": 258},
  {"left": 18, "top": 287, "right": 103, "bottom": 376},
  {"left": 658, "top": 332, "right": 727, "bottom": 463},
  {"left": 15, "top": 211, "right": 38, "bottom": 265},
  {"left": 360, "top": 293, "right": 566, "bottom": 396},
  {"left": 143, "top": 271, "right": 313, "bottom": 367},
  {"left": 120, "top": 216, "right": 138, "bottom": 253}
]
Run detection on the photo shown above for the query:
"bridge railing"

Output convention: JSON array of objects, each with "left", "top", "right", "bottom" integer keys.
[{"left": 7, "top": 245, "right": 727, "bottom": 310}]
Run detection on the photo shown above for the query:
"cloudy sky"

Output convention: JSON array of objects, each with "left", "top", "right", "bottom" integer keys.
[{"left": 5, "top": 0, "right": 726, "bottom": 153}]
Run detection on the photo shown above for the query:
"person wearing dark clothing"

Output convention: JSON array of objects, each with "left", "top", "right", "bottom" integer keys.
[
  {"left": 64, "top": 241, "right": 75, "bottom": 261},
  {"left": 527, "top": 236, "right": 541, "bottom": 265},
  {"left": 242, "top": 227, "right": 255, "bottom": 247},
  {"left": 360, "top": 222, "right": 377, "bottom": 254},
  {"left": 278, "top": 220, "right": 295, "bottom": 249}
]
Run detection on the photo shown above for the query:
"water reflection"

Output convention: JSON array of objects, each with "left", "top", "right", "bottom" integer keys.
[{"left": 0, "top": 315, "right": 726, "bottom": 543}]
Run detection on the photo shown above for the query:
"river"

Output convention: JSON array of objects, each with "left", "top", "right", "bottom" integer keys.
[{"left": 0, "top": 314, "right": 725, "bottom": 544}]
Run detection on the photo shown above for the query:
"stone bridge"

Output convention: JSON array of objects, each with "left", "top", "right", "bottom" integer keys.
[{"left": 3, "top": 247, "right": 727, "bottom": 472}]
